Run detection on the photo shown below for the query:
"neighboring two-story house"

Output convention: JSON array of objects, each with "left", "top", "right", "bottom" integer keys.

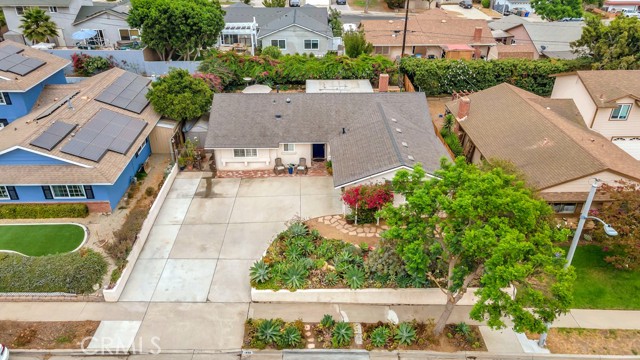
[
  {"left": 551, "top": 70, "right": 640, "bottom": 159},
  {"left": 0, "top": 0, "right": 135, "bottom": 48},
  {"left": 0, "top": 41, "right": 69, "bottom": 126},
  {"left": 221, "top": 4, "right": 337, "bottom": 56}
]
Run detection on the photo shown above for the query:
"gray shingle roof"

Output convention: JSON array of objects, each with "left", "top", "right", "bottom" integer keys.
[
  {"left": 73, "top": 1, "right": 130, "bottom": 25},
  {"left": 206, "top": 92, "right": 450, "bottom": 187},
  {"left": 0, "top": 0, "right": 71, "bottom": 5},
  {"left": 224, "top": 5, "right": 332, "bottom": 39}
]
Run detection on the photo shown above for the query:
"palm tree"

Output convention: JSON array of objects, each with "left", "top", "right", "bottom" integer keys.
[{"left": 19, "top": 8, "right": 58, "bottom": 44}]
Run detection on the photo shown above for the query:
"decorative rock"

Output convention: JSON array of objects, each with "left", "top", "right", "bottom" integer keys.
[
  {"left": 304, "top": 325, "right": 311, "bottom": 331},
  {"left": 367, "top": 233, "right": 374, "bottom": 237},
  {"left": 336, "top": 225, "right": 343, "bottom": 230},
  {"left": 341, "top": 229, "right": 349, "bottom": 234},
  {"left": 381, "top": 225, "right": 389, "bottom": 230},
  {"left": 375, "top": 233, "right": 381, "bottom": 237},
  {"left": 330, "top": 218, "right": 337, "bottom": 224},
  {"left": 307, "top": 344, "right": 315, "bottom": 349},
  {"left": 349, "top": 231, "right": 357, "bottom": 236},
  {"left": 358, "top": 233, "right": 366, "bottom": 237},
  {"left": 356, "top": 228, "right": 364, "bottom": 233},
  {"left": 305, "top": 331, "right": 312, "bottom": 337}
]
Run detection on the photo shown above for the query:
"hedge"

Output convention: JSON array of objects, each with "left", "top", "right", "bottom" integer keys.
[
  {"left": 0, "top": 249, "right": 108, "bottom": 294},
  {"left": 0, "top": 203, "right": 89, "bottom": 219},
  {"left": 198, "top": 51, "right": 397, "bottom": 89},
  {"left": 400, "top": 57, "right": 593, "bottom": 97}
]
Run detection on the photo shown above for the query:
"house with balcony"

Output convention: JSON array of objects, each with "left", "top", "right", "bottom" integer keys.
[
  {"left": 551, "top": 70, "right": 640, "bottom": 159},
  {"left": 445, "top": 83, "right": 640, "bottom": 215},
  {"left": 221, "top": 4, "right": 337, "bottom": 56},
  {"left": 0, "top": 67, "right": 161, "bottom": 211},
  {"left": 0, "top": 41, "right": 69, "bottom": 126},
  {"left": 360, "top": 9, "right": 496, "bottom": 60}
]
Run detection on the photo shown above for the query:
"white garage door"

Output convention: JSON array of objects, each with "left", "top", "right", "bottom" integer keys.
[{"left": 612, "top": 137, "right": 640, "bottom": 159}]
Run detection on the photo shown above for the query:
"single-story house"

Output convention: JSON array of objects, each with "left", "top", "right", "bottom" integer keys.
[
  {"left": 0, "top": 41, "right": 69, "bottom": 125},
  {"left": 551, "top": 70, "right": 640, "bottom": 159},
  {"left": 604, "top": 0, "right": 640, "bottom": 12},
  {"left": 0, "top": 67, "right": 161, "bottom": 212},
  {"left": 205, "top": 92, "right": 451, "bottom": 189},
  {"left": 360, "top": 9, "right": 496, "bottom": 60},
  {"left": 445, "top": 83, "right": 640, "bottom": 214}
]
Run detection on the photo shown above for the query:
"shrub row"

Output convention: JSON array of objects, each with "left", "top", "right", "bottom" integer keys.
[
  {"left": 0, "top": 203, "right": 88, "bottom": 219},
  {"left": 400, "top": 57, "right": 593, "bottom": 96},
  {"left": 0, "top": 249, "right": 108, "bottom": 294},
  {"left": 198, "top": 51, "right": 397, "bottom": 89}
]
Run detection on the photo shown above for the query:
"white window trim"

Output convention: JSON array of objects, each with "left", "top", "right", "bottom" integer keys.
[
  {"left": 0, "top": 93, "right": 6, "bottom": 105},
  {"left": 48, "top": 6, "right": 58, "bottom": 12},
  {"left": 610, "top": 104, "right": 632, "bottom": 121},
  {"left": 271, "top": 39, "right": 286, "bottom": 50},
  {"left": 0, "top": 186, "right": 9, "bottom": 200},
  {"left": 50, "top": 185, "right": 86, "bottom": 199},
  {"left": 553, "top": 203, "right": 577, "bottom": 214},
  {"left": 304, "top": 39, "right": 319, "bottom": 50},
  {"left": 282, "top": 144, "right": 295, "bottom": 152},
  {"left": 233, "top": 148, "right": 258, "bottom": 158},
  {"left": 119, "top": 28, "right": 140, "bottom": 41}
]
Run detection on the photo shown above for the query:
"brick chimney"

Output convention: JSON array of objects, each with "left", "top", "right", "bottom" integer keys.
[
  {"left": 379, "top": 73, "right": 389, "bottom": 92},
  {"left": 473, "top": 26, "right": 482, "bottom": 42},
  {"left": 457, "top": 97, "right": 470, "bottom": 119}
]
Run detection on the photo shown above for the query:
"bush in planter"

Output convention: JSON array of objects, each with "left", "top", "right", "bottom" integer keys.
[
  {"left": 394, "top": 322, "right": 417, "bottom": 345},
  {"left": 342, "top": 183, "right": 393, "bottom": 224},
  {"left": 0, "top": 203, "right": 88, "bottom": 219},
  {"left": 369, "top": 325, "right": 391, "bottom": 347},
  {"left": 332, "top": 322, "right": 354, "bottom": 347}
]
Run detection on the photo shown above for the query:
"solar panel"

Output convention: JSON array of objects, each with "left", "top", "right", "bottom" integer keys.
[
  {"left": 61, "top": 109, "right": 147, "bottom": 162},
  {"left": 0, "top": 45, "right": 24, "bottom": 58},
  {"left": 0, "top": 49, "right": 46, "bottom": 76},
  {"left": 94, "top": 72, "right": 151, "bottom": 114},
  {"left": 29, "top": 121, "right": 77, "bottom": 151}
]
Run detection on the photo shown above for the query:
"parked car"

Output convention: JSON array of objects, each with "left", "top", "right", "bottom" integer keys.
[
  {"left": 289, "top": 0, "right": 300, "bottom": 6},
  {"left": 336, "top": 0, "right": 347, "bottom": 4},
  {"left": 621, "top": 9, "right": 640, "bottom": 17},
  {"left": 459, "top": 0, "right": 472, "bottom": 8},
  {"left": 0, "top": 344, "right": 9, "bottom": 360}
]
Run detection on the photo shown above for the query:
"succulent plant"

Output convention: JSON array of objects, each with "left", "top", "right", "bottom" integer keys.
[
  {"left": 394, "top": 322, "right": 416, "bottom": 345},
  {"left": 324, "top": 271, "right": 339, "bottom": 286},
  {"left": 277, "top": 325, "right": 302, "bottom": 348},
  {"left": 343, "top": 267, "right": 365, "bottom": 289},
  {"left": 256, "top": 319, "right": 282, "bottom": 344},
  {"left": 369, "top": 326, "right": 391, "bottom": 347},
  {"left": 250, "top": 260, "right": 270, "bottom": 284},
  {"left": 320, "top": 314, "right": 335, "bottom": 329},
  {"left": 282, "top": 263, "right": 307, "bottom": 289},
  {"left": 332, "top": 322, "right": 353, "bottom": 347},
  {"left": 288, "top": 222, "right": 309, "bottom": 237}
]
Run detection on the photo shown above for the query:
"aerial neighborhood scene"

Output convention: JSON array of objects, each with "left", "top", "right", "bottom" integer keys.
[{"left": 1, "top": 0, "right": 640, "bottom": 357}]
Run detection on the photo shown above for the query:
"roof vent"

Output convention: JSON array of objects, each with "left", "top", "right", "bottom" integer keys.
[
  {"left": 546, "top": 107, "right": 551, "bottom": 110},
  {"left": 442, "top": 19, "right": 447, "bottom": 23},
  {"left": 275, "top": 114, "right": 282, "bottom": 119},
  {"left": 286, "top": 98, "right": 291, "bottom": 103},
  {"left": 395, "top": 128, "right": 402, "bottom": 133},
  {"left": 402, "top": 141, "right": 408, "bottom": 147},
  {"left": 408, "top": 155, "right": 415, "bottom": 161},
  {"left": 273, "top": 99, "right": 276, "bottom": 104}
]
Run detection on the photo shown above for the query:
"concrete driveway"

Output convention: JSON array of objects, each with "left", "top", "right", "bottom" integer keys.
[
  {"left": 441, "top": 4, "right": 494, "bottom": 20},
  {"left": 118, "top": 173, "right": 342, "bottom": 351}
]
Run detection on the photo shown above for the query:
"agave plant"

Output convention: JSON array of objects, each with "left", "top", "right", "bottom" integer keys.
[
  {"left": 324, "top": 271, "right": 339, "bottom": 286},
  {"left": 344, "top": 267, "right": 365, "bottom": 289},
  {"left": 277, "top": 325, "right": 302, "bottom": 348},
  {"left": 288, "top": 222, "right": 308, "bottom": 237},
  {"left": 249, "top": 260, "right": 270, "bottom": 284},
  {"left": 320, "top": 314, "right": 335, "bottom": 329},
  {"left": 282, "top": 263, "right": 307, "bottom": 289},
  {"left": 369, "top": 326, "right": 391, "bottom": 347},
  {"left": 394, "top": 322, "right": 416, "bottom": 345},
  {"left": 331, "top": 322, "right": 353, "bottom": 347},
  {"left": 256, "top": 319, "right": 282, "bottom": 344}
]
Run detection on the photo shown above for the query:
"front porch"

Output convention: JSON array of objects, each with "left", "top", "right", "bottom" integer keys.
[{"left": 216, "top": 160, "right": 330, "bottom": 179}]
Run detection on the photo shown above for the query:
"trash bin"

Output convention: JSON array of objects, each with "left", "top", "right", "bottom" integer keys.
[{"left": 524, "top": 11, "right": 530, "bottom": 17}]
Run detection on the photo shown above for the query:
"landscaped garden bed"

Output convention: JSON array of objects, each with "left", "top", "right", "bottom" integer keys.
[
  {"left": 243, "top": 315, "right": 485, "bottom": 352},
  {"left": 0, "top": 321, "right": 99, "bottom": 349},
  {"left": 0, "top": 223, "right": 86, "bottom": 256},
  {"left": 526, "top": 328, "right": 640, "bottom": 355}
]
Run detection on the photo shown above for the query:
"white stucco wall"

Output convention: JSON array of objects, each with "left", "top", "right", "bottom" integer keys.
[
  {"left": 214, "top": 144, "right": 314, "bottom": 170},
  {"left": 550, "top": 75, "right": 597, "bottom": 127},
  {"left": 591, "top": 97, "right": 640, "bottom": 140},
  {"left": 540, "top": 171, "right": 632, "bottom": 193},
  {"left": 259, "top": 25, "right": 331, "bottom": 56},
  {"left": 69, "top": 13, "right": 132, "bottom": 47}
]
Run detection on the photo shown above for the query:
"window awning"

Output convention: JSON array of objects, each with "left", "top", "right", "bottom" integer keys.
[{"left": 441, "top": 44, "right": 475, "bottom": 51}]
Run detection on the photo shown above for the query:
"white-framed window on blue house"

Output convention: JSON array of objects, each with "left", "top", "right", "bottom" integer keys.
[
  {"left": 304, "top": 39, "right": 319, "bottom": 50},
  {"left": 233, "top": 149, "right": 257, "bottom": 157},
  {"left": 51, "top": 185, "right": 86, "bottom": 199},
  {"left": 271, "top": 39, "right": 286, "bottom": 49},
  {"left": 0, "top": 92, "right": 11, "bottom": 105},
  {"left": 0, "top": 186, "right": 9, "bottom": 200},
  {"left": 0, "top": 186, "right": 19, "bottom": 200}
]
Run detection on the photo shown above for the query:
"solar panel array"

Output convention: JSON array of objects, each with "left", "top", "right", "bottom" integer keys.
[
  {"left": 94, "top": 72, "right": 150, "bottom": 114},
  {"left": 30, "top": 121, "right": 77, "bottom": 151},
  {"left": 61, "top": 109, "right": 147, "bottom": 162},
  {"left": 0, "top": 44, "right": 46, "bottom": 76}
]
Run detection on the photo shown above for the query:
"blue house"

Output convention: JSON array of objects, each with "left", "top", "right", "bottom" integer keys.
[
  {"left": 0, "top": 41, "right": 70, "bottom": 127},
  {"left": 0, "top": 67, "right": 161, "bottom": 212}
]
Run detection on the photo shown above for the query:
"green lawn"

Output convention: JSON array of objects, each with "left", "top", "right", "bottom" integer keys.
[
  {"left": 567, "top": 245, "right": 640, "bottom": 310},
  {"left": 0, "top": 224, "right": 85, "bottom": 256}
]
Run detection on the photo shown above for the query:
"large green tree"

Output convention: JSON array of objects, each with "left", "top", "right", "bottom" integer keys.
[
  {"left": 329, "top": 8, "right": 343, "bottom": 37},
  {"left": 146, "top": 68, "right": 213, "bottom": 121},
  {"left": 343, "top": 30, "right": 373, "bottom": 58},
  {"left": 262, "top": 0, "right": 285, "bottom": 7},
  {"left": 572, "top": 15, "right": 640, "bottom": 70},
  {"left": 19, "top": 8, "right": 58, "bottom": 44},
  {"left": 530, "top": 0, "right": 582, "bottom": 21},
  {"left": 381, "top": 158, "right": 575, "bottom": 336},
  {"left": 128, "top": 0, "right": 225, "bottom": 61}
]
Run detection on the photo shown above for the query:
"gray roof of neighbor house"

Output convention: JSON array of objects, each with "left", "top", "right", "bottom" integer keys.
[
  {"left": 490, "top": 19, "right": 584, "bottom": 59},
  {"left": 224, "top": 4, "right": 333, "bottom": 39},
  {"left": 0, "top": 0, "right": 71, "bottom": 5},
  {"left": 0, "top": 41, "right": 70, "bottom": 92},
  {"left": 206, "top": 92, "right": 450, "bottom": 187},
  {"left": 488, "top": 16, "right": 532, "bottom": 31},
  {"left": 73, "top": 1, "right": 130, "bottom": 25},
  {"left": 445, "top": 83, "right": 640, "bottom": 190},
  {"left": 552, "top": 70, "right": 640, "bottom": 108}
]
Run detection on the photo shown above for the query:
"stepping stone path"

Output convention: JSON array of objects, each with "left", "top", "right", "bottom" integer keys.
[
  {"left": 305, "top": 324, "right": 315, "bottom": 349},
  {"left": 354, "top": 323, "right": 363, "bottom": 345},
  {"left": 316, "top": 215, "right": 389, "bottom": 238}
]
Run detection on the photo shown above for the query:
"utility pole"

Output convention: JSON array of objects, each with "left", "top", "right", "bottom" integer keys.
[{"left": 400, "top": 0, "right": 410, "bottom": 57}]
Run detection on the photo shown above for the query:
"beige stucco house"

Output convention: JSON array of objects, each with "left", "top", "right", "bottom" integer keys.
[
  {"left": 551, "top": 70, "right": 640, "bottom": 159},
  {"left": 445, "top": 83, "right": 640, "bottom": 215}
]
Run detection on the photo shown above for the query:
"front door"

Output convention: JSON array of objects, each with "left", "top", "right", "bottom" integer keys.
[{"left": 312, "top": 144, "right": 325, "bottom": 159}]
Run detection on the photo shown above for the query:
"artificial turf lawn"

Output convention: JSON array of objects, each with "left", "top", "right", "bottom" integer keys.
[
  {"left": 567, "top": 245, "right": 640, "bottom": 310},
  {"left": 0, "top": 224, "right": 84, "bottom": 256}
]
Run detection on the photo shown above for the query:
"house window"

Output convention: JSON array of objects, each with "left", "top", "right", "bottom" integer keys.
[
  {"left": 304, "top": 39, "right": 319, "bottom": 50},
  {"left": 87, "top": 29, "right": 105, "bottom": 46},
  {"left": 135, "top": 139, "right": 147, "bottom": 158},
  {"left": 16, "top": 6, "right": 35, "bottom": 15},
  {"left": 223, "top": 34, "right": 239, "bottom": 44},
  {"left": 50, "top": 185, "right": 86, "bottom": 199},
  {"left": 271, "top": 39, "right": 286, "bottom": 49},
  {"left": 0, "top": 186, "right": 9, "bottom": 200},
  {"left": 0, "top": 119, "right": 8, "bottom": 130},
  {"left": 48, "top": 6, "right": 58, "bottom": 12},
  {"left": 552, "top": 203, "right": 577, "bottom": 214},
  {"left": 233, "top": 149, "right": 257, "bottom": 157},
  {"left": 283, "top": 144, "right": 295, "bottom": 152},
  {"left": 610, "top": 104, "right": 632, "bottom": 120},
  {"left": 119, "top": 28, "right": 140, "bottom": 41},
  {"left": 0, "top": 93, "right": 8, "bottom": 105},
  {"left": 374, "top": 46, "right": 390, "bottom": 55}
]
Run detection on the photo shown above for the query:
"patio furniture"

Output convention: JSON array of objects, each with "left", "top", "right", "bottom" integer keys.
[
  {"left": 273, "top": 157, "right": 286, "bottom": 175},
  {"left": 295, "top": 157, "right": 308, "bottom": 175}
]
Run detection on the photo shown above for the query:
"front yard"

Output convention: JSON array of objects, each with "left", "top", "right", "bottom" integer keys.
[
  {"left": 568, "top": 245, "right": 640, "bottom": 310},
  {"left": 0, "top": 224, "right": 85, "bottom": 256}
]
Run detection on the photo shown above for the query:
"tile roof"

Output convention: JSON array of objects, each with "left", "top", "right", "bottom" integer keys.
[
  {"left": 495, "top": 43, "right": 535, "bottom": 59},
  {"left": 205, "top": 92, "right": 450, "bottom": 187},
  {"left": 224, "top": 5, "right": 333, "bottom": 39},
  {"left": 446, "top": 83, "right": 640, "bottom": 190},
  {"left": 0, "top": 41, "right": 70, "bottom": 92},
  {"left": 553, "top": 70, "right": 640, "bottom": 108},
  {"left": 361, "top": 10, "right": 496, "bottom": 47},
  {"left": 0, "top": 68, "right": 162, "bottom": 185}
]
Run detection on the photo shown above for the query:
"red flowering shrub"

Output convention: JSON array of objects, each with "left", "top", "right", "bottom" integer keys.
[
  {"left": 71, "top": 53, "right": 114, "bottom": 76},
  {"left": 342, "top": 183, "right": 393, "bottom": 224},
  {"left": 193, "top": 73, "right": 223, "bottom": 93}
]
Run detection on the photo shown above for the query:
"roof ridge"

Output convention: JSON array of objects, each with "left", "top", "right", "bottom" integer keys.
[{"left": 377, "top": 102, "right": 405, "bottom": 167}]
